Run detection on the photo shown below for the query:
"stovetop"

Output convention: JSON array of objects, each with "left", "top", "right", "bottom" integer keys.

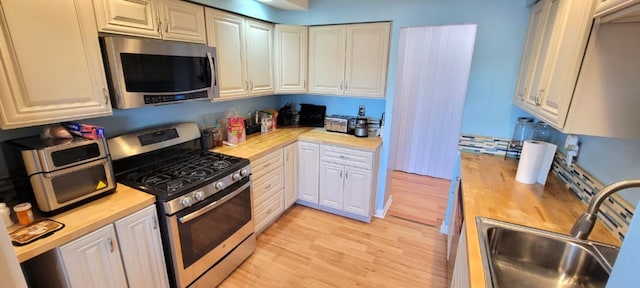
[{"left": 116, "top": 150, "right": 249, "bottom": 201}]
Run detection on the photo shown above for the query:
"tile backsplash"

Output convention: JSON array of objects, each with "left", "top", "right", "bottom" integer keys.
[{"left": 460, "top": 134, "right": 635, "bottom": 241}]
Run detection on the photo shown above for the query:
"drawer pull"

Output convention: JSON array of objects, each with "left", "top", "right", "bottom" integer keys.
[
  {"left": 265, "top": 184, "right": 272, "bottom": 189},
  {"left": 339, "top": 155, "right": 349, "bottom": 160},
  {"left": 107, "top": 236, "right": 115, "bottom": 253},
  {"left": 262, "top": 163, "right": 271, "bottom": 169},
  {"left": 266, "top": 208, "right": 273, "bottom": 215}
]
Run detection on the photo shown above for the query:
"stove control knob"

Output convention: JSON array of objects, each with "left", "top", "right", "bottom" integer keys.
[
  {"left": 193, "top": 191, "right": 205, "bottom": 201},
  {"left": 239, "top": 169, "right": 249, "bottom": 177},
  {"left": 232, "top": 173, "right": 241, "bottom": 181},
  {"left": 215, "top": 181, "right": 224, "bottom": 190},
  {"left": 180, "top": 196, "right": 193, "bottom": 207}
]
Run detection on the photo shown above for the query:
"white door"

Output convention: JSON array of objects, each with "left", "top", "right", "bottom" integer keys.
[
  {"left": 159, "top": 0, "right": 206, "bottom": 43},
  {"left": 115, "top": 205, "right": 169, "bottom": 288},
  {"left": 59, "top": 225, "right": 128, "bottom": 288},
  {"left": 319, "top": 162, "right": 344, "bottom": 210},
  {"left": 344, "top": 23, "right": 390, "bottom": 98},
  {"left": 308, "top": 25, "right": 346, "bottom": 95},
  {"left": 342, "top": 166, "right": 372, "bottom": 216},
  {"left": 0, "top": 0, "right": 112, "bottom": 129},
  {"left": 284, "top": 143, "right": 299, "bottom": 208},
  {"left": 297, "top": 142, "right": 319, "bottom": 203},
  {"left": 92, "top": 0, "right": 161, "bottom": 38},
  {"left": 245, "top": 19, "right": 274, "bottom": 96},
  {"left": 274, "top": 25, "right": 308, "bottom": 94},
  {"left": 205, "top": 9, "right": 247, "bottom": 99},
  {"left": 391, "top": 24, "right": 477, "bottom": 179}
]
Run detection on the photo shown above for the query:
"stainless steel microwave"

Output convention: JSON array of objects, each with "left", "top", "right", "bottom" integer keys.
[
  {"left": 8, "top": 136, "right": 116, "bottom": 213},
  {"left": 100, "top": 36, "right": 220, "bottom": 109}
]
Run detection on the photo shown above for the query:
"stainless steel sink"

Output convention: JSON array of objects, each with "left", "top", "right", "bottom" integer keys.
[{"left": 476, "top": 217, "right": 619, "bottom": 288}]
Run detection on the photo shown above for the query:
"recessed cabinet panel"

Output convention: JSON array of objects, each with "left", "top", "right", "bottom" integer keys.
[
  {"left": 344, "top": 23, "right": 390, "bottom": 97},
  {"left": 319, "top": 162, "right": 344, "bottom": 210},
  {"left": 298, "top": 142, "right": 320, "bottom": 203},
  {"left": 206, "top": 9, "right": 247, "bottom": 99},
  {"left": 0, "top": 0, "right": 112, "bottom": 129},
  {"left": 309, "top": 25, "right": 346, "bottom": 95},
  {"left": 93, "top": 0, "right": 161, "bottom": 38},
  {"left": 245, "top": 20, "right": 274, "bottom": 96},
  {"left": 274, "top": 24, "right": 308, "bottom": 94},
  {"left": 160, "top": 0, "right": 206, "bottom": 43},
  {"left": 284, "top": 142, "right": 299, "bottom": 208}
]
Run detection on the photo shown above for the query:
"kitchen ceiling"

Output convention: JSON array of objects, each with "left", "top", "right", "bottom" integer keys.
[{"left": 255, "top": 0, "right": 308, "bottom": 10}]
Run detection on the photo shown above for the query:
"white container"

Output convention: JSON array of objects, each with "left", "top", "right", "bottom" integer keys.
[{"left": 0, "top": 203, "right": 13, "bottom": 227}]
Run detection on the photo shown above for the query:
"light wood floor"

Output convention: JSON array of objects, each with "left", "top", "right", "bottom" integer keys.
[
  {"left": 388, "top": 171, "right": 451, "bottom": 227},
  {"left": 220, "top": 171, "right": 450, "bottom": 288}
]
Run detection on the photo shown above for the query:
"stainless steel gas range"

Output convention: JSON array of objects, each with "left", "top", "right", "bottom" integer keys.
[{"left": 108, "top": 123, "right": 254, "bottom": 288}]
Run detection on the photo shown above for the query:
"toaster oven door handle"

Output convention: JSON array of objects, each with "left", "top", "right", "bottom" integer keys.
[
  {"left": 42, "top": 158, "right": 109, "bottom": 178},
  {"left": 179, "top": 182, "right": 250, "bottom": 224}
]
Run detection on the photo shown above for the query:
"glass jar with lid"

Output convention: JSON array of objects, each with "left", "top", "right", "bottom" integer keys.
[
  {"left": 506, "top": 117, "right": 534, "bottom": 159},
  {"left": 532, "top": 121, "right": 557, "bottom": 143}
]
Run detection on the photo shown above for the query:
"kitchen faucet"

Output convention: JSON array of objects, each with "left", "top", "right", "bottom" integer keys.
[{"left": 570, "top": 179, "right": 640, "bottom": 239}]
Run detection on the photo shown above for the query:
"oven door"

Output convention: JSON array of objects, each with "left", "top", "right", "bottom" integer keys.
[{"left": 166, "top": 179, "right": 254, "bottom": 288}]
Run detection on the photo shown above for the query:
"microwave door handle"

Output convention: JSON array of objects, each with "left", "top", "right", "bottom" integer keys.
[
  {"left": 179, "top": 182, "right": 250, "bottom": 224},
  {"left": 42, "top": 158, "right": 109, "bottom": 178},
  {"left": 206, "top": 52, "right": 219, "bottom": 99}
]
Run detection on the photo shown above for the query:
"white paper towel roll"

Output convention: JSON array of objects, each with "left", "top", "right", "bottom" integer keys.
[{"left": 515, "top": 140, "right": 557, "bottom": 185}]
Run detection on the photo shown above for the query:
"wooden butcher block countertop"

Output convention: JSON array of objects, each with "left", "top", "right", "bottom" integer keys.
[
  {"left": 213, "top": 127, "right": 382, "bottom": 161},
  {"left": 12, "top": 185, "right": 155, "bottom": 263},
  {"left": 460, "top": 153, "right": 621, "bottom": 288}
]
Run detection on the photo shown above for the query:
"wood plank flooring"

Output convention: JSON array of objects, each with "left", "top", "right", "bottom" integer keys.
[
  {"left": 220, "top": 171, "right": 450, "bottom": 288},
  {"left": 387, "top": 171, "right": 451, "bottom": 227}
]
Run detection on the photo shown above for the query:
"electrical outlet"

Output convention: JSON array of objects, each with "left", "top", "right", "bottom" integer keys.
[{"left": 358, "top": 105, "right": 366, "bottom": 117}]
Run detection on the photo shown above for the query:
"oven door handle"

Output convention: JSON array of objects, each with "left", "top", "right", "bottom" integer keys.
[{"left": 179, "top": 182, "right": 250, "bottom": 224}]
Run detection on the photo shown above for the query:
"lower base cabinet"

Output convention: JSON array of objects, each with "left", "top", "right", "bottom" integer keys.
[
  {"left": 22, "top": 205, "right": 169, "bottom": 288},
  {"left": 450, "top": 222, "right": 470, "bottom": 288},
  {"left": 297, "top": 141, "right": 379, "bottom": 222}
]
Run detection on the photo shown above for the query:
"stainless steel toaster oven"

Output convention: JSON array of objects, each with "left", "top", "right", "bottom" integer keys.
[{"left": 325, "top": 115, "right": 355, "bottom": 134}]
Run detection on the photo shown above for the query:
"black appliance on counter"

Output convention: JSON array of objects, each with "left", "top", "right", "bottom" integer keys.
[
  {"left": 108, "top": 123, "right": 254, "bottom": 288},
  {"left": 277, "top": 103, "right": 295, "bottom": 127},
  {"left": 298, "top": 104, "right": 326, "bottom": 127}
]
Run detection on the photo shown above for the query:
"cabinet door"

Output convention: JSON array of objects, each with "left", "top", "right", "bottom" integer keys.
[
  {"left": 536, "top": 0, "right": 595, "bottom": 127},
  {"left": 319, "top": 162, "right": 344, "bottom": 210},
  {"left": 525, "top": 0, "right": 561, "bottom": 113},
  {"left": 513, "top": 0, "right": 546, "bottom": 107},
  {"left": 245, "top": 19, "right": 274, "bottom": 96},
  {"left": 274, "top": 25, "right": 308, "bottom": 94},
  {"left": 344, "top": 23, "right": 390, "bottom": 98},
  {"left": 205, "top": 9, "right": 247, "bottom": 99},
  {"left": 59, "top": 225, "right": 128, "bottom": 288},
  {"left": 0, "top": 0, "right": 112, "bottom": 129},
  {"left": 284, "top": 142, "right": 299, "bottom": 209},
  {"left": 309, "top": 25, "right": 346, "bottom": 95},
  {"left": 342, "top": 166, "right": 373, "bottom": 216},
  {"left": 298, "top": 142, "right": 319, "bottom": 203},
  {"left": 159, "top": 0, "right": 206, "bottom": 43},
  {"left": 93, "top": 0, "right": 161, "bottom": 39},
  {"left": 115, "top": 205, "right": 169, "bottom": 288}
]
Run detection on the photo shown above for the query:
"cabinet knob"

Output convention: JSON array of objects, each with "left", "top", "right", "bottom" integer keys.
[
  {"left": 157, "top": 17, "right": 162, "bottom": 33},
  {"left": 165, "top": 18, "right": 170, "bottom": 33},
  {"left": 102, "top": 88, "right": 109, "bottom": 105}
]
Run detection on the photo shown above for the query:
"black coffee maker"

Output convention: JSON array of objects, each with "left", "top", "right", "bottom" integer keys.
[{"left": 278, "top": 103, "right": 295, "bottom": 126}]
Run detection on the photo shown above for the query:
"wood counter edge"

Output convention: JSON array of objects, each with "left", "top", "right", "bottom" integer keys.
[{"left": 14, "top": 185, "right": 155, "bottom": 263}]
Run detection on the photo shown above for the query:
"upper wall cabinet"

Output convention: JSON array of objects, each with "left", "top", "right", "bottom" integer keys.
[
  {"left": 513, "top": 0, "right": 595, "bottom": 128},
  {"left": 0, "top": 0, "right": 112, "bottom": 129},
  {"left": 274, "top": 24, "right": 308, "bottom": 94},
  {"left": 205, "top": 8, "right": 274, "bottom": 100},
  {"left": 93, "top": 0, "right": 206, "bottom": 43},
  {"left": 309, "top": 22, "right": 390, "bottom": 98}
]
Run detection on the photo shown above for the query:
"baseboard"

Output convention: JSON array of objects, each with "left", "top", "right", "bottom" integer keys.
[
  {"left": 374, "top": 195, "right": 393, "bottom": 219},
  {"left": 440, "top": 222, "right": 448, "bottom": 235}
]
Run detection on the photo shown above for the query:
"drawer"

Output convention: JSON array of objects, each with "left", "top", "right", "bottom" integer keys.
[
  {"left": 253, "top": 168, "right": 284, "bottom": 206},
  {"left": 254, "top": 193, "right": 284, "bottom": 233},
  {"left": 320, "top": 145, "right": 373, "bottom": 169},
  {"left": 251, "top": 149, "right": 284, "bottom": 179}
]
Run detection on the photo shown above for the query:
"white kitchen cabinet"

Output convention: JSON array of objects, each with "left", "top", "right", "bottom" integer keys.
[
  {"left": 205, "top": 8, "right": 274, "bottom": 100},
  {"left": 319, "top": 162, "right": 344, "bottom": 210},
  {"left": 297, "top": 141, "right": 320, "bottom": 204},
  {"left": 0, "top": 0, "right": 112, "bottom": 129},
  {"left": 513, "top": 0, "right": 596, "bottom": 128},
  {"left": 284, "top": 142, "right": 299, "bottom": 209},
  {"left": 594, "top": 0, "right": 639, "bottom": 17},
  {"left": 93, "top": 0, "right": 207, "bottom": 43},
  {"left": 22, "top": 204, "right": 168, "bottom": 288},
  {"left": 59, "top": 225, "right": 128, "bottom": 288},
  {"left": 450, "top": 224, "right": 470, "bottom": 288},
  {"left": 309, "top": 22, "right": 390, "bottom": 98},
  {"left": 115, "top": 205, "right": 169, "bottom": 288},
  {"left": 297, "top": 141, "right": 378, "bottom": 222},
  {"left": 252, "top": 148, "right": 285, "bottom": 233},
  {"left": 274, "top": 25, "right": 308, "bottom": 94}
]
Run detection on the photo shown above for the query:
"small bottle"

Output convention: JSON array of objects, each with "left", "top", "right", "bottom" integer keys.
[
  {"left": 0, "top": 203, "right": 13, "bottom": 227},
  {"left": 14, "top": 203, "right": 34, "bottom": 225}
]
